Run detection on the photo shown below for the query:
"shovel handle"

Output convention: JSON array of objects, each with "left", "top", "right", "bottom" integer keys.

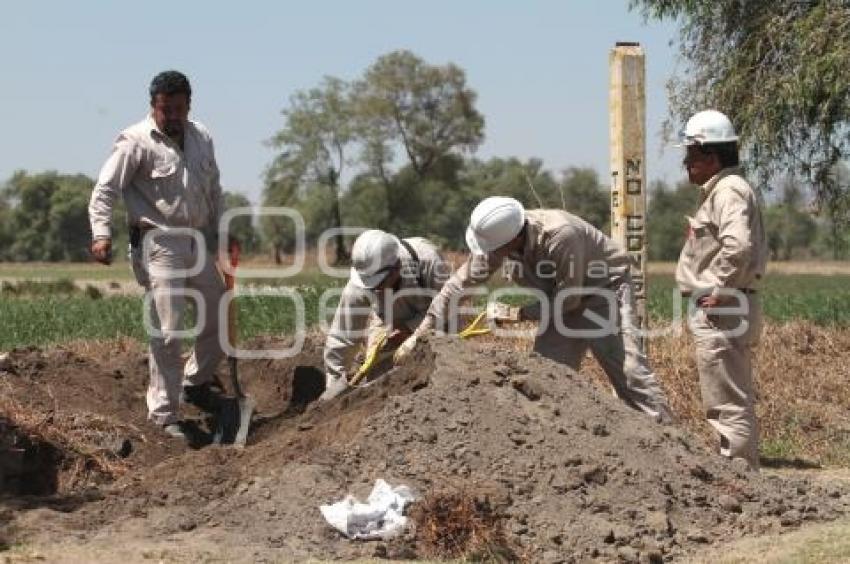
[
  {"left": 222, "top": 239, "right": 242, "bottom": 397},
  {"left": 222, "top": 238, "right": 240, "bottom": 347}
]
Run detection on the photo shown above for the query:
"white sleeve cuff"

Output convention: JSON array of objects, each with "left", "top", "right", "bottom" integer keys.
[{"left": 91, "top": 224, "right": 112, "bottom": 240}]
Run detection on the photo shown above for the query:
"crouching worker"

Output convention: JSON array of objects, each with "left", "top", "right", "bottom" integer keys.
[
  {"left": 321, "top": 230, "right": 450, "bottom": 401},
  {"left": 400, "top": 197, "right": 672, "bottom": 423}
]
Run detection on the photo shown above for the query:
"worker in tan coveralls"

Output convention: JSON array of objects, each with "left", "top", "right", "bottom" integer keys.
[
  {"left": 397, "top": 196, "right": 672, "bottom": 423},
  {"left": 89, "top": 71, "right": 225, "bottom": 441},
  {"left": 322, "top": 229, "right": 450, "bottom": 401},
  {"left": 677, "top": 110, "right": 767, "bottom": 470}
]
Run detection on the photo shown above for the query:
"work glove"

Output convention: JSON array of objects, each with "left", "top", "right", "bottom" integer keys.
[
  {"left": 392, "top": 334, "right": 418, "bottom": 366},
  {"left": 319, "top": 374, "right": 349, "bottom": 402},
  {"left": 486, "top": 301, "right": 522, "bottom": 324}
]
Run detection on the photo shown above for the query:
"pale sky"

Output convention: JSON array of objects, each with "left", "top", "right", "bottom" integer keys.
[{"left": 0, "top": 1, "right": 685, "bottom": 202}]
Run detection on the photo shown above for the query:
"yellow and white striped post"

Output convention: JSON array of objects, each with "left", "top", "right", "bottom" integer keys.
[{"left": 609, "top": 42, "right": 648, "bottom": 340}]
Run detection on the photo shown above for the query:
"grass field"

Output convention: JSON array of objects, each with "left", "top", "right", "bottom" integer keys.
[{"left": 1, "top": 261, "right": 849, "bottom": 348}]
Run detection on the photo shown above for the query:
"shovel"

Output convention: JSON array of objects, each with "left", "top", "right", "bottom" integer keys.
[{"left": 214, "top": 238, "right": 256, "bottom": 447}]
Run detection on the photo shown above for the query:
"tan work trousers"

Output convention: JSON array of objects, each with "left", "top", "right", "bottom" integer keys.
[
  {"left": 533, "top": 281, "right": 672, "bottom": 423},
  {"left": 132, "top": 232, "right": 225, "bottom": 425},
  {"left": 689, "top": 295, "right": 762, "bottom": 469}
]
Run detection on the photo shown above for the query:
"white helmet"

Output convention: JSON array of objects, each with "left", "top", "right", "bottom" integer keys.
[
  {"left": 677, "top": 110, "right": 738, "bottom": 146},
  {"left": 465, "top": 196, "right": 526, "bottom": 254},
  {"left": 350, "top": 229, "right": 401, "bottom": 289}
]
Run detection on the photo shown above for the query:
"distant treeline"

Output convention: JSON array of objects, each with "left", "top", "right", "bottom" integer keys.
[
  {"left": 0, "top": 167, "right": 845, "bottom": 263},
  {"left": 2, "top": 48, "right": 847, "bottom": 263}
]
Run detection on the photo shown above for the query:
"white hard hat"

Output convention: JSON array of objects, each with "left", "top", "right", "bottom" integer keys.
[
  {"left": 350, "top": 229, "right": 401, "bottom": 289},
  {"left": 677, "top": 110, "right": 738, "bottom": 146},
  {"left": 465, "top": 196, "right": 526, "bottom": 254}
]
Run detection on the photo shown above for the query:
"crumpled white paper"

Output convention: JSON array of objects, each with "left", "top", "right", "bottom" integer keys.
[{"left": 320, "top": 479, "right": 416, "bottom": 540}]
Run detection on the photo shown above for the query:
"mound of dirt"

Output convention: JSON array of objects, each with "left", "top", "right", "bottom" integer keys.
[{"left": 2, "top": 334, "right": 850, "bottom": 562}]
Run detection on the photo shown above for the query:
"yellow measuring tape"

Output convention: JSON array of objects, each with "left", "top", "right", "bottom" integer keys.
[{"left": 458, "top": 310, "right": 491, "bottom": 339}]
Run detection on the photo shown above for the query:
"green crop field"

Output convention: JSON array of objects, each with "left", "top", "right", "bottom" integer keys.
[
  {"left": 1, "top": 262, "right": 849, "bottom": 349},
  {"left": 0, "top": 287, "right": 336, "bottom": 349}
]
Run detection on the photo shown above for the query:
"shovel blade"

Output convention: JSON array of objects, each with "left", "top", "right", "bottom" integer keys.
[
  {"left": 233, "top": 396, "right": 256, "bottom": 447},
  {"left": 213, "top": 395, "right": 255, "bottom": 447}
]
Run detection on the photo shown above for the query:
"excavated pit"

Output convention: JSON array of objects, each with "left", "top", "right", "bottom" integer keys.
[
  {"left": 0, "top": 334, "right": 849, "bottom": 562},
  {"left": 0, "top": 417, "right": 62, "bottom": 496}
]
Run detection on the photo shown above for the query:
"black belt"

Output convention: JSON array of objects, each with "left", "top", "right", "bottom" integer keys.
[
  {"left": 128, "top": 224, "right": 159, "bottom": 248},
  {"left": 681, "top": 288, "right": 757, "bottom": 297}
]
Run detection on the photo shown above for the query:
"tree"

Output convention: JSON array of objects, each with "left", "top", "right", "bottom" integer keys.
[
  {"left": 560, "top": 167, "right": 609, "bottom": 231},
  {"left": 4, "top": 171, "right": 57, "bottom": 261},
  {"left": 48, "top": 179, "right": 93, "bottom": 261},
  {"left": 1, "top": 171, "right": 128, "bottom": 262},
  {"left": 264, "top": 50, "right": 487, "bottom": 254},
  {"left": 0, "top": 199, "right": 12, "bottom": 261},
  {"left": 461, "top": 157, "right": 560, "bottom": 206},
  {"left": 261, "top": 170, "right": 301, "bottom": 263},
  {"left": 354, "top": 50, "right": 485, "bottom": 179},
  {"left": 764, "top": 177, "right": 818, "bottom": 260},
  {"left": 266, "top": 76, "right": 354, "bottom": 264},
  {"left": 646, "top": 180, "right": 698, "bottom": 261},
  {"left": 632, "top": 1, "right": 850, "bottom": 227},
  {"left": 222, "top": 192, "right": 260, "bottom": 254},
  {"left": 341, "top": 173, "right": 390, "bottom": 232},
  {"left": 821, "top": 162, "right": 850, "bottom": 259},
  {"left": 4, "top": 171, "right": 93, "bottom": 261},
  {"left": 353, "top": 50, "right": 485, "bottom": 222}
]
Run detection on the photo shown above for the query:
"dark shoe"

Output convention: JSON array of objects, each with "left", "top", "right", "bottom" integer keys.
[
  {"left": 183, "top": 382, "right": 221, "bottom": 413},
  {"left": 163, "top": 421, "right": 191, "bottom": 440},
  {"left": 161, "top": 420, "right": 209, "bottom": 448}
]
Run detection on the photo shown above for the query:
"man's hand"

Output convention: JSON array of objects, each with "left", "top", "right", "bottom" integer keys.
[
  {"left": 486, "top": 301, "right": 522, "bottom": 325},
  {"left": 393, "top": 334, "right": 418, "bottom": 366},
  {"left": 697, "top": 294, "right": 734, "bottom": 309},
  {"left": 385, "top": 328, "right": 412, "bottom": 351},
  {"left": 90, "top": 239, "right": 113, "bottom": 265}
]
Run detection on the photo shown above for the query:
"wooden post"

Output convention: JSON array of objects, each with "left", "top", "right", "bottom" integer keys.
[{"left": 609, "top": 42, "right": 648, "bottom": 340}]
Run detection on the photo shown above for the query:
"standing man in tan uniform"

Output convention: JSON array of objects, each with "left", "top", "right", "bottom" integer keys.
[
  {"left": 398, "top": 197, "right": 672, "bottom": 423},
  {"left": 322, "top": 229, "right": 450, "bottom": 400},
  {"left": 677, "top": 109, "right": 767, "bottom": 469},
  {"left": 89, "top": 71, "right": 226, "bottom": 441}
]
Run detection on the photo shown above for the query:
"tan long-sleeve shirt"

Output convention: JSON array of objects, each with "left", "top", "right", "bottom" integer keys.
[
  {"left": 676, "top": 167, "right": 767, "bottom": 296},
  {"left": 89, "top": 115, "right": 223, "bottom": 241},
  {"left": 324, "top": 237, "right": 450, "bottom": 381},
  {"left": 418, "top": 209, "right": 632, "bottom": 333}
]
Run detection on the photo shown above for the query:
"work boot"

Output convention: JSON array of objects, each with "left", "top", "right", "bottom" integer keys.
[
  {"left": 161, "top": 420, "right": 208, "bottom": 448},
  {"left": 319, "top": 376, "right": 349, "bottom": 402},
  {"left": 183, "top": 382, "right": 221, "bottom": 413},
  {"left": 162, "top": 421, "right": 191, "bottom": 440}
]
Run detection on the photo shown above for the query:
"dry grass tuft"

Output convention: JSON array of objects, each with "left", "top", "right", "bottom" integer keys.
[
  {"left": 0, "top": 394, "right": 133, "bottom": 492},
  {"left": 625, "top": 320, "right": 850, "bottom": 464},
  {"left": 58, "top": 335, "right": 143, "bottom": 359},
  {"left": 410, "top": 489, "right": 523, "bottom": 562}
]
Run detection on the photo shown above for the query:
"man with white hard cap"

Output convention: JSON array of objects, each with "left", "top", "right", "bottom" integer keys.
[
  {"left": 321, "top": 229, "right": 450, "bottom": 401},
  {"left": 677, "top": 109, "right": 767, "bottom": 469},
  {"left": 399, "top": 197, "right": 672, "bottom": 423}
]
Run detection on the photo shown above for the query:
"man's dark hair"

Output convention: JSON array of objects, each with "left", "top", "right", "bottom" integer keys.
[
  {"left": 696, "top": 141, "right": 739, "bottom": 168},
  {"left": 149, "top": 70, "right": 192, "bottom": 103}
]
